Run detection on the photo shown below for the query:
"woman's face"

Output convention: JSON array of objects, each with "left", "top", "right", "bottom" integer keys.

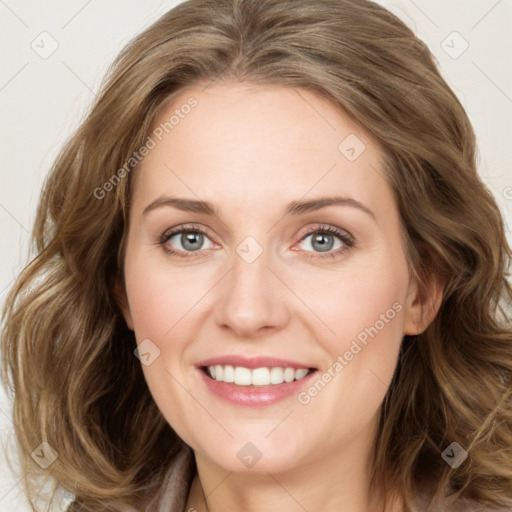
[{"left": 119, "top": 82, "right": 423, "bottom": 474}]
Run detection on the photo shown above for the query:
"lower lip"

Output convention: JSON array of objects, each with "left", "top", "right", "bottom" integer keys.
[{"left": 198, "top": 368, "right": 317, "bottom": 407}]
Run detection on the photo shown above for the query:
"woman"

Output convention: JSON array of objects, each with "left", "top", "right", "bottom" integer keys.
[{"left": 2, "top": 0, "right": 511, "bottom": 511}]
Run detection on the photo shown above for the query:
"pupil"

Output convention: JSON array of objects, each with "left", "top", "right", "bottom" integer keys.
[
  {"left": 313, "top": 233, "right": 333, "bottom": 252},
  {"left": 182, "top": 231, "right": 203, "bottom": 251}
]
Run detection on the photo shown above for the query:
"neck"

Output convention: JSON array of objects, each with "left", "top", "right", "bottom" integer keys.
[{"left": 184, "top": 417, "right": 403, "bottom": 512}]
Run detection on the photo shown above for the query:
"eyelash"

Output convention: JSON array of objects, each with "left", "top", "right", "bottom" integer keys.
[{"left": 157, "top": 223, "right": 355, "bottom": 260}]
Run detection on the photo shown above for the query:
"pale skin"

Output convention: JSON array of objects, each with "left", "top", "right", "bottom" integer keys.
[{"left": 117, "top": 82, "right": 443, "bottom": 512}]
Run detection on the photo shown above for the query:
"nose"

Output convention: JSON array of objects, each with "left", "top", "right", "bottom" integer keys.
[{"left": 213, "top": 243, "right": 291, "bottom": 339}]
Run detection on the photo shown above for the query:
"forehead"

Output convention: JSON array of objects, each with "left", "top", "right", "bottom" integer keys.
[{"left": 132, "top": 82, "right": 393, "bottom": 219}]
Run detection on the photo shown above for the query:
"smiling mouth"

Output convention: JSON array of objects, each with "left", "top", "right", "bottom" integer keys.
[{"left": 201, "top": 365, "right": 317, "bottom": 386}]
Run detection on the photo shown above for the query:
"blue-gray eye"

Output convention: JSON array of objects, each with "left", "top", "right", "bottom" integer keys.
[
  {"left": 300, "top": 231, "right": 344, "bottom": 253},
  {"left": 166, "top": 230, "right": 214, "bottom": 252}
]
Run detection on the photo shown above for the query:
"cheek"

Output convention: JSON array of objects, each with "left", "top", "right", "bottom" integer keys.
[
  {"left": 313, "top": 255, "right": 408, "bottom": 402},
  {"left": 289, "top": 245, "right": 409, "bottom": 354},
  {"left": 291, "top": 246, "right": 409, "bottom": 409},
  {"left": 123, "top": 248, "right": 211, "bottom": 339},
  {"left": 122, "top": 250, "right": 208, "bottom": 439},
  {"left": 331, "top": 269, "right": 407, "bottom": 353},
  {"left": 293, "top": 285, "right": 407, "bottom": 450}
]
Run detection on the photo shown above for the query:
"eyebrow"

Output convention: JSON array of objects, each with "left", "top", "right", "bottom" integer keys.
[{"left": 142, "top": 195, "right": 376, "bottom": 220}]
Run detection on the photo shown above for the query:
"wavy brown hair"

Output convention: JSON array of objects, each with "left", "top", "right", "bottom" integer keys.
[{"left": 2, "top": 0, "right": 511, "bottom": 510}]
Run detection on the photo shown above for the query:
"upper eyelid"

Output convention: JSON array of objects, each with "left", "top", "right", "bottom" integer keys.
[
  {"left": 161, "top": 223, "right": 211, "bottom": 239},
  {"left": 298, "top": 224, "right": 352, "bottom": 240}
]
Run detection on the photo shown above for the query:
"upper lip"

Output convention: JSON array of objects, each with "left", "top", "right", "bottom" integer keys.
[{"left": 196, "top": 355, "right": 316, "bottom": 370}]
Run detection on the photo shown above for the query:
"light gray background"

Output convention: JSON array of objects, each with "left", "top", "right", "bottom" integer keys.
[{"left": 1, "top": 1, "right": 511, "bottom": 510}]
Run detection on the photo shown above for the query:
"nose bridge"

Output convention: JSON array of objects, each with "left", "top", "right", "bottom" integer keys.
[{"left": 213, "top": 238, "right": 289, "bottom": 337}]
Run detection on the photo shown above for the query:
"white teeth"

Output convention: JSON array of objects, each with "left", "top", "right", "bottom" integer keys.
[
  {"left": 234, "top": 366, "right": 252, "bottom": 386},
  {"left": 251, "top": 367, "right": 270, "bottom": 386},
  {"left": 270, "top": 367, "right": 284, "bottom": 384},
  {"left": 284, "top": 367, "right": 295, "bottom": 383},
  {"left": 295, "top": 368, "right": 309, "bottom": 380},
  {"left": 206, "top": 365, "right": 311, "bottom": 386},
  {"left": 223, "top": 364, "right": 235, "bottom": 383}
]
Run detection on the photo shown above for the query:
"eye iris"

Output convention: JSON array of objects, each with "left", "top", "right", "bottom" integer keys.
[
  {"left": 312, "top": 233, "right": 334, "bottom": 252},
  {"left": 181, "top": 231, "right": 203, "bottom": 251}
]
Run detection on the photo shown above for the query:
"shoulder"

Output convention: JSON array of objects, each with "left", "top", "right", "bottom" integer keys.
[
  {"left": 415, "top": 488, "right": 502, "bottom": 512},
  {"left": 64, "top": 445, "right": 194, "bottom": 512},
  {"left": 65, "top": 501, "right": 140, "bottom": 512}
]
